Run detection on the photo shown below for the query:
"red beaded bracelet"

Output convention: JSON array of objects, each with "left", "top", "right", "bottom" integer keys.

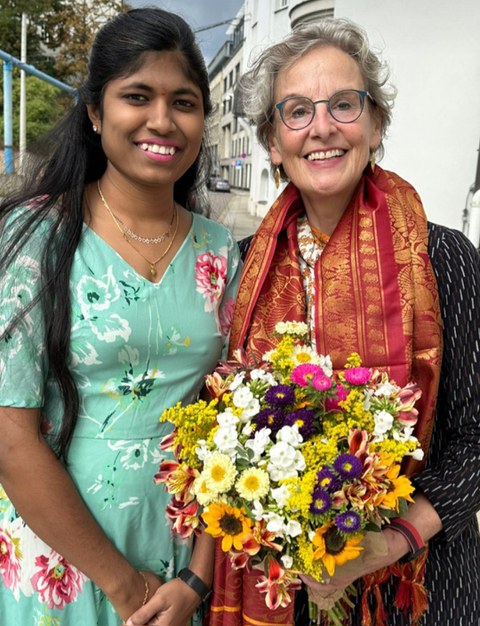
[{"left": 388, "top": 518, "right": 426, "bottom": 562}]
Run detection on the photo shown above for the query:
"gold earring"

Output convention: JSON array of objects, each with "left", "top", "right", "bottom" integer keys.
[
  {"left": 369, "top": 150, "right": 376, "bottom": 173},
  {"left": 274, "top": 166, "right": 282, "bottom": 189}
]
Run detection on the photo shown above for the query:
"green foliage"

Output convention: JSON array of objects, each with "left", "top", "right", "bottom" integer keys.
[
  {"left": 0, "top": 1, "right": 131, "bottom": 147},
  {"left": 0, "top": 70, "right": 70, "bottom": 146}
]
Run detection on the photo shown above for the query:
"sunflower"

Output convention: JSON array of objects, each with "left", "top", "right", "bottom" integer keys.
[
  {"left": 312, "top": 524, "right": 364, "bottom": 577},
  {"left": 236, "top": 468, "right": 270, "bottom": 501},
  {"left": 203, "top": 502, "right": 253, "bottom": 551}
]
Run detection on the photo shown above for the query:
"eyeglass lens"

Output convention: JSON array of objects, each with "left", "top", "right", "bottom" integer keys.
[{"left": 280, "top": 90, "right": 365, "bottom": 129}]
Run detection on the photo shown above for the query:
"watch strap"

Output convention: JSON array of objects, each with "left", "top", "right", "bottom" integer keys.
[{"left": 177, "top": 567, "right": 211, "bottom": 602}]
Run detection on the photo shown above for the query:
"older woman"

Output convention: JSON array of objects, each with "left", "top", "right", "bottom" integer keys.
[{"left": 209, "top": 18, "right": 480, "bottom": 626}]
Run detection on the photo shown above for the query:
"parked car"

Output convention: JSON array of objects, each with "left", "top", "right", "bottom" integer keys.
[{"left": 211, "top": 178, "right": 231, "bottom": 193}]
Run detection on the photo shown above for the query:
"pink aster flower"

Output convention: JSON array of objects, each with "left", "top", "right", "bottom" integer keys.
[
  {"left": 31, "top": 551, "right": 84, "bottom": 610},
  {"left": 312, "top": 373, "right": 332, "bottom": 391},
  {"left": 290, "top": 364, "right": 324, "bottom": 387},
  {"left": 325, "top": 383, "right": 348, "bottom": 412},
  {"left": 344, "top": 367, "right": 372, "bottom": 386}
]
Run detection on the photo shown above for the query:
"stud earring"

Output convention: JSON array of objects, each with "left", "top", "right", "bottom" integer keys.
[
  {"left": 369, "top": 150, "right": 376, "bottom": 173},
  {"left": 274, "top": 166, "right": 282, "bottom": 189},
  {"left": 92, "top": 124, "right": 98, "bottom": 133}
]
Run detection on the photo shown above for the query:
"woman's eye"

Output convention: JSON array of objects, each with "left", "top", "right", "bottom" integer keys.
[
  {"left": 125, "top": 94, "right": 147, "bottom": 102},
  {"left": 175, "top": 99, "right": 196, "bottom": 109},
  {"left": 291, "top": 107, "right": 308, "bottom": 118}
]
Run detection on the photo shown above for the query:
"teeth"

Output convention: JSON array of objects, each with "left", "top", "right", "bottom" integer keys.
[
  {"left": 307, "top": 149, "right": 345, "bottom": 161},
  {"left": 139, "top": 143, "right": 177, "bottom": 155}
]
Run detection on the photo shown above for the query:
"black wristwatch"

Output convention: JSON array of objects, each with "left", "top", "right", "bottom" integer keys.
[{"left": 177, "top": 567, "right": 212, "bottom": 602}]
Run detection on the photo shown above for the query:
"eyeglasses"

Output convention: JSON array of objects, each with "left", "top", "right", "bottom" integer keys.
[{"left": 275, "top": 89, "right": 373, "bottom": 130}]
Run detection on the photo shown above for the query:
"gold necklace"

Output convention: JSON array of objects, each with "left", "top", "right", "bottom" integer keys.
[
  {"left": 97, "top": 181, "right": 175, "bottom": 245},
  {"left": 97, "top": 181, "right": 179, "bottom": 278}
]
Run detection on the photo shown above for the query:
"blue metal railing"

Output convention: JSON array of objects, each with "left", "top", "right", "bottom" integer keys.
[{"left": 1, "top": 49, "right": 77, "bottom": 174}]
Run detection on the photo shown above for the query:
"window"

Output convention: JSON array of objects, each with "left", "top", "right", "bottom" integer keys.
[{"left": 276, "top": 0, "right": 288, "bottom": 9}]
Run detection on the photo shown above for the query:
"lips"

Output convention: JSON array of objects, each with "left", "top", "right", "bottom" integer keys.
[
  {"left": 306, "top": 148, "right": 345, "bottom": 161},
  {"left": 138, "top": 142, "right": 178, "bottom": 155}
]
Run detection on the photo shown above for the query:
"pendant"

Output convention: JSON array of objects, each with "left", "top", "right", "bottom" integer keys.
[{"left": 150, "top": 265, "right": 157, "bottom": 277}]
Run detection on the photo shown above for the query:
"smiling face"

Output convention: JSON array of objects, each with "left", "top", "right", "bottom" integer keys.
[
  {"left": 87, "top": 50, "right": 205, "bottom": 192},
  {"left": 269, "top": 46, "right": 381, "bottom": 224}
]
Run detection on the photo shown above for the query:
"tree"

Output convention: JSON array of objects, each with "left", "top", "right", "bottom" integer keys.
[
  {"left": 42, "top": 0, "right": 130, "bottom": 86},
  {"left": 0, "top": 1, "right": 130, "bottom": 148},
  {"left": 0, "top": 0, "right": 58, "bottom": 73}
]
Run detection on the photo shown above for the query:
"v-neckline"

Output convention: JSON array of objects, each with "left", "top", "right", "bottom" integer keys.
[{"left": 82, "top": 214, "right": 196, "bottom": 286}]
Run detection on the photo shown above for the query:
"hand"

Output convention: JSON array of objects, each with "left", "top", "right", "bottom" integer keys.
[
  {"left": 109, "top": 570, "right": 163, "bottom": 621},
  {"left": 125, "top": 577, "right": 202, "bottom": 625},
  {"left": 300, "top": 529, "right": 404, "bottom": 597}
]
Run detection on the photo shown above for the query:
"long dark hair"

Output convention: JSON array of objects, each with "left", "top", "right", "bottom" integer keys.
[{"left": 0, "top": 8, "right": 212, "bottom": 460}]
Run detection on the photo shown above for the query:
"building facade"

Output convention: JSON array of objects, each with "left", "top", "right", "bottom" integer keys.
[
  {"left": 207, "top": 7, "right": 252, "bottom": 191},
  {"left": 208, "top": 0, "right": 480, "bottom": 244}
]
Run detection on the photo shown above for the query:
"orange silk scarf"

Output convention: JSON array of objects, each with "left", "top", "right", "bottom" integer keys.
[{"left": 209, "top": 166, "right": 443, "bottom": 626}]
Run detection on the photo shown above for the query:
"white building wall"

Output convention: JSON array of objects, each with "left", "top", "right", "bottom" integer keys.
[
  {"left": 240, "top": 0, "right": 480, "bottom": 238},
  {"left": 243, "top": 0, "right": 292, "bottom": 215},
  {"left": 336, "top": 0, "right": 480, "bottom": 233}
]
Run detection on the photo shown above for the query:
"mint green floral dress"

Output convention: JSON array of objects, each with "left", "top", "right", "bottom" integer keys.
[{"left": 0, "top": 209, "right": 241, "bottom": 626}]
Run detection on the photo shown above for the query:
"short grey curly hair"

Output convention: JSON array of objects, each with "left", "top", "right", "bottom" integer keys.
[{"left": 241, "top": 18, "right": 396, "bottom": 171}]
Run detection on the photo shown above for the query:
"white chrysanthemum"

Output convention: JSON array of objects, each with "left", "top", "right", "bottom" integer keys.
[
  {"left": 236, "top": 468, "right": 270, "bottom": 501},
  {"left": 193, "top": 475, "right": 217, "bottom": 506},
  {"left": 203, "top": 453, "right": 237, "bottom": 494},
  {"left": 275, "top": 321, "right": 308, "bottom": 336}
]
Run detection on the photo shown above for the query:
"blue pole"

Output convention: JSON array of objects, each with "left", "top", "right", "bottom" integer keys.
[
  {"left": 0, "top": 50, "right": 77, "bottom": 95},
  {"left": 3, "top": 60, "right": 14, "bottom": 174}
]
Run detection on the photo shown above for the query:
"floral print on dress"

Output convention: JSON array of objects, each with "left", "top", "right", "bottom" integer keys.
[
  {"left": 0, "top": 528, "right": 22, "bottom": 598},
  {"left": 0, "top": 212, "right": 241, "bottom": 624},
  {"left": 30, "top": 551, "right": 84, "bottom": 610}
]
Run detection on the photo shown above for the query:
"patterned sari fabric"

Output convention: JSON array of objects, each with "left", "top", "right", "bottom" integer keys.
[{"left": 209, "top": 166, "right": 443, "bottom": 626}]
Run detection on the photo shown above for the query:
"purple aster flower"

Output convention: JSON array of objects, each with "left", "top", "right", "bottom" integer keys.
[
  {"left": 316, "top": 467, "right": 343, "bottom": 492},
  {"left": 254, "top": 408, "right": 285, "bottom": 434},
  {"left": 343, "top": 367, "right": 372, "bottom": 386},
  {"left": 284, "top": 409, "right": 316, "bottom": 440},
  {"left": 335, "top": 511, "right": 361, "bottom": 533},
  {"left": 333, "top": 453, "right": 363, "bottom": 480},
  {"left": 312, "top": 373, "right": 332, "bottom": 391},
  {"left": 290, "top": 364, "right": 324, "bottom": 387},
  {"left": 310, "top": 487, "right": 332, "bottom": 515},
  {"left": 265, "top": 384, "right": 295, "bottom": 407}
]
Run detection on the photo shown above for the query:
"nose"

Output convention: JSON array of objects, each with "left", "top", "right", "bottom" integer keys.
[
  {"left": 146, "top": 99, "right": 176, "bottom": 134},
  {"left": 309, "top": 102, "right": 336, "bottom": 138}
]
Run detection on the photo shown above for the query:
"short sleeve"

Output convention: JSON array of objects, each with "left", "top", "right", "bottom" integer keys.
[{"left": 0, "top": 215, "right": 47, "bottom": 407}]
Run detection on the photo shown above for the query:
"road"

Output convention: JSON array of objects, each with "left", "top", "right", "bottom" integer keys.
[{"left": 207, "top": 189, "right": 262, "bottom": 241}]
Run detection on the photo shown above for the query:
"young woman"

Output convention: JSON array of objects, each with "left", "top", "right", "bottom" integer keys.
[{"left": 0, "top": 8, "right": 240, "bottom": 626}]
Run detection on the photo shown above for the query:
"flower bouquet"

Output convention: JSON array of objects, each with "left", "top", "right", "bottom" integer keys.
[{"left": 155, "top": 322, "right": 423, "bottom": 625}]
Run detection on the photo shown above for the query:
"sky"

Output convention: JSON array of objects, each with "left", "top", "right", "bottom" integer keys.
[{"left": 129, "top": 0, "right": 244, "bottom": 64}]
